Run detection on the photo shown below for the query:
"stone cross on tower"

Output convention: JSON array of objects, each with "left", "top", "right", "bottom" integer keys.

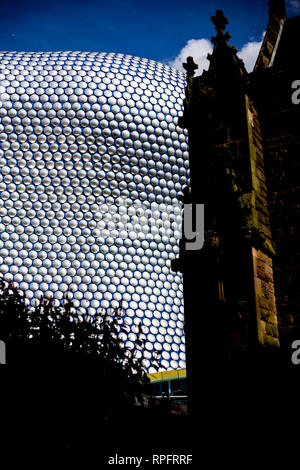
[
  {"left": 183, "top": 56, "right": 198, "bottom": 78},
  {"left": 211, "top": 9, "right": 229, "bottom": 33}
]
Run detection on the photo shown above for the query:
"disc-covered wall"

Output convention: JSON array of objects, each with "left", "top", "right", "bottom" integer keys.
[{"left": 0, "top": 51, "right": 189, "bottom": 372}]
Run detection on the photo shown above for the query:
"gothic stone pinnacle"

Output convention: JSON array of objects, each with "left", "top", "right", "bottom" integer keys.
[
  {"left": 211, "top": 9, "right": 229, "bottom": 32},
  {"left": 183, "top": 56, "right": 198, "bottom": 78}
]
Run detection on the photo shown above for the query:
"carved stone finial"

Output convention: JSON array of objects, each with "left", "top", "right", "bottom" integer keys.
[
  {"left": 211, "top": 9, "right": 229, "bottom": 33},
  {"left": 183, "top": 56, "right": 198, "bottom": 78}
]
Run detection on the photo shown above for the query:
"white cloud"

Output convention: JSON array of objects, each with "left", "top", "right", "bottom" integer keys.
[
  {"left": 237, "top": 39, "right": 263, "bottom": 72},
  {"left": 168, "top": 33, "right": 265, "bottom": 75},
  {"left": 237, "top": 31, "right": 266, "bottom": 72},
  {"left": 167, "top": 38, "right": 213, "bottom": 76}
]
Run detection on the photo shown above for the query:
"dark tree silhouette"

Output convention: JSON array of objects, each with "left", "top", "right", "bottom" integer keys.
[{"left": 0, "top": 277, "right": 163, "bottom": 452}]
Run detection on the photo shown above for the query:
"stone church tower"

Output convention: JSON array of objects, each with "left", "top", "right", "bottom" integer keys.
[{"left": 174, "top": 0, "right": 300, "bottom": 412}]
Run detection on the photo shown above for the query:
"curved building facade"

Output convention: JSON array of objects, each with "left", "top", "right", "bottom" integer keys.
[{"left": 0, "top": 51, "right": 189, "bottom": 372}]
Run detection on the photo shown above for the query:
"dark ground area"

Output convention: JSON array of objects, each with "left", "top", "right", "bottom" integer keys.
[
  {"left": 1, "top": 357, "right": 300, "bottom": 468},
  {"left": 1, "top": 337, "right": 300, "bottom": 467}
]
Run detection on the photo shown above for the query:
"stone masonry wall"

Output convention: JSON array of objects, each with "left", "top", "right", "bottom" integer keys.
[
  {"left": 252, "top": 247, "right": 279, "bottom": 347},
  {"left": 246, "top": 94, "right": 279, "bottom": 346},
  {"left": 256, "top": 69, "right": 300, "bottom": 342}
]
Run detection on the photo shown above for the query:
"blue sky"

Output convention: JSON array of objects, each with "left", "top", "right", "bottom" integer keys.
[{"left": 1, "top": 0, "right": 300, "bottom": 72}]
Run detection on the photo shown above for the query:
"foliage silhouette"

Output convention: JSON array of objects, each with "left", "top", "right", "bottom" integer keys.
[{"left": 0, "top": 277, "right": 163, "bottom": 451}]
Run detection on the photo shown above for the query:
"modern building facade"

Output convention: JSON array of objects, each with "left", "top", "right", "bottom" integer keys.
[{"left": 0, "top": 52, "right": 189, "bottom": 373}]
